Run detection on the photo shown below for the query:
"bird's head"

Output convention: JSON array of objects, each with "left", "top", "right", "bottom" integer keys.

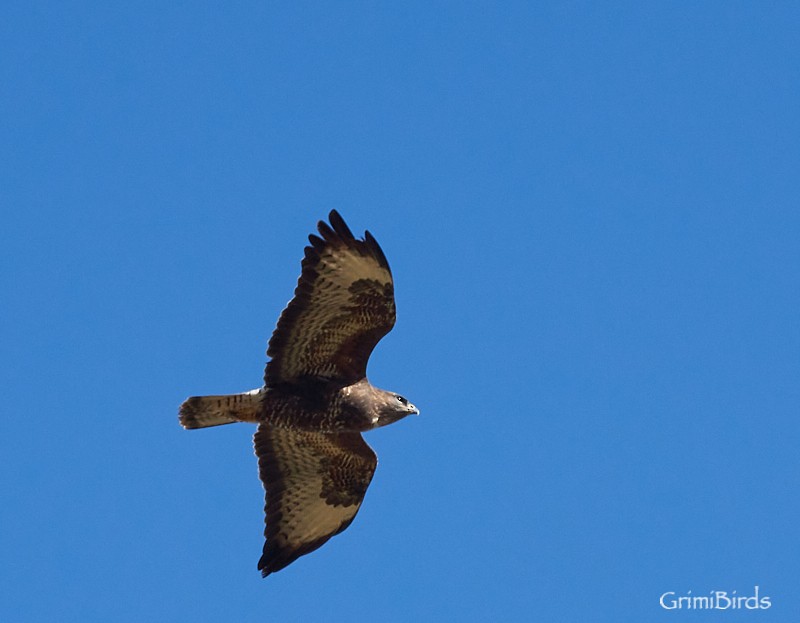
[{"left": 373, "top": 390, "right": 419, "bottom": 428}]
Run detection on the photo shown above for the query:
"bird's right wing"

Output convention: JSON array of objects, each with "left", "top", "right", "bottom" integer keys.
[
  {"left": 264, "top": 210, "right": 396, "bottom": 387},
  {"left": 254, "top": 424, "right": 378, "bottom": 577}
]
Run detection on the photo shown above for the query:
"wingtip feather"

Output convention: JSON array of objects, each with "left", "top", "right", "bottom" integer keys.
[
  {"left": 364, "top": 229, "right": 391, "bottom": 272},
  {"left": 328, "top": 210, "right": 355, "bottom": 241}
]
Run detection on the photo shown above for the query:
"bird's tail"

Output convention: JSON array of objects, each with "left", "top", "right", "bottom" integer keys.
[{"left": 179, "top": 389, "right": 264, "bottom": 429}]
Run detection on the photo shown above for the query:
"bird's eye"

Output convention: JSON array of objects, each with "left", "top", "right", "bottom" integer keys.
[{"left": 396, "top": 395, "right": 408, "bottom": 406}]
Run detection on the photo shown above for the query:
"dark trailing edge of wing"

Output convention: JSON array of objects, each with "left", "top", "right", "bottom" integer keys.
[{"left": 258, "top": 519, "right": 356, "bottom": 578}]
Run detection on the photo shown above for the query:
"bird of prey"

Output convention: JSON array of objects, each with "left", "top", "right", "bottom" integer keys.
[{"left": 179, "top": 211, "right": 418, "bottom": 577}]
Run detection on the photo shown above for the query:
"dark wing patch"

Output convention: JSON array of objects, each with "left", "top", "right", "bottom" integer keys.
[
  {"left": 254, "top": 424, "right": 378, "bottom": 577},
  {"left": 264, "top": 210, "right": 395, "bottom": 386}
]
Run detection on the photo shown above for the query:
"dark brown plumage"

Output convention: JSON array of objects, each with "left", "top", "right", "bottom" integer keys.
[
  {"left": 265, "top": 210, "right": 396, "bottom": 386},
  {"left": 179, "top": 211, "right": 418, "bottom": 577}
]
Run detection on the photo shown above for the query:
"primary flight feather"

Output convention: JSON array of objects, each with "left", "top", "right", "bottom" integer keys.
[{"left": 179, "top": 211, "right": 418, "bottom": 577}]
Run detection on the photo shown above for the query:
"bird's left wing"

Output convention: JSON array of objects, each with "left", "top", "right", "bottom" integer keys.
[{"left": 254, "top": 424, "right": 378, "bottom": 577}]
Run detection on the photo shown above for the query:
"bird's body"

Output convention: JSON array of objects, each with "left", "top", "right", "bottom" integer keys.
[
  {"left": 179, "top": 211, "right": 417, "bottom": 577},
  {"left": 180, "top": 378, "right": 412, "bottom": 433}
]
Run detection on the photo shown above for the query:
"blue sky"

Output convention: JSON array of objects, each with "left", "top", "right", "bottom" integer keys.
[{"left": 2, "top": 2, "right": 798, "bottom": 621}]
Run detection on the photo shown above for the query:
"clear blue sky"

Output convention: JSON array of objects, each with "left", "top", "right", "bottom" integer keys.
[{"left": 2, "top": 2, "right": 798, "bottom": 621}]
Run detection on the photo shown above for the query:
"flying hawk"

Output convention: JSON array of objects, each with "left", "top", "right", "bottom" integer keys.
[{"left": 179, "top": 211, "right": 418, "bottom": 577}]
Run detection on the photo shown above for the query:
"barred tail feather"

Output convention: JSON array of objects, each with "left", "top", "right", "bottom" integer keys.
[{"left": 179, "top": 389, "right": 264, "bottom": 429}]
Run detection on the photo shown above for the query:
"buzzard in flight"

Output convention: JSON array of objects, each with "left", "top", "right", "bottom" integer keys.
[{"left": 179, "top": 211, "right": 418, "bottom": 577}]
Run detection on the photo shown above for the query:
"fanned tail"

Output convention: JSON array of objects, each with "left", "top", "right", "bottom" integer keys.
[{"left": 179, "top": 389, "right": 264, "bottom": 429}]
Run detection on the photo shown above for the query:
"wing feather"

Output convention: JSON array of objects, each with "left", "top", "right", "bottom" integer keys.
[
  {"left": 254, "top": 425, "right": 377, "bottom": 577},
  {"left": 264, "top": 210, "right": 395, "bottom": 386}
]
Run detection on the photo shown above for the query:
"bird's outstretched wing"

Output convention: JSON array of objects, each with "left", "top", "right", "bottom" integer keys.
[
  {"left": 254, "top": 424, "right": 377, "bottom": 577},
  {"left": 264, "top": 210, "right": 395, "bottom": 386}
]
